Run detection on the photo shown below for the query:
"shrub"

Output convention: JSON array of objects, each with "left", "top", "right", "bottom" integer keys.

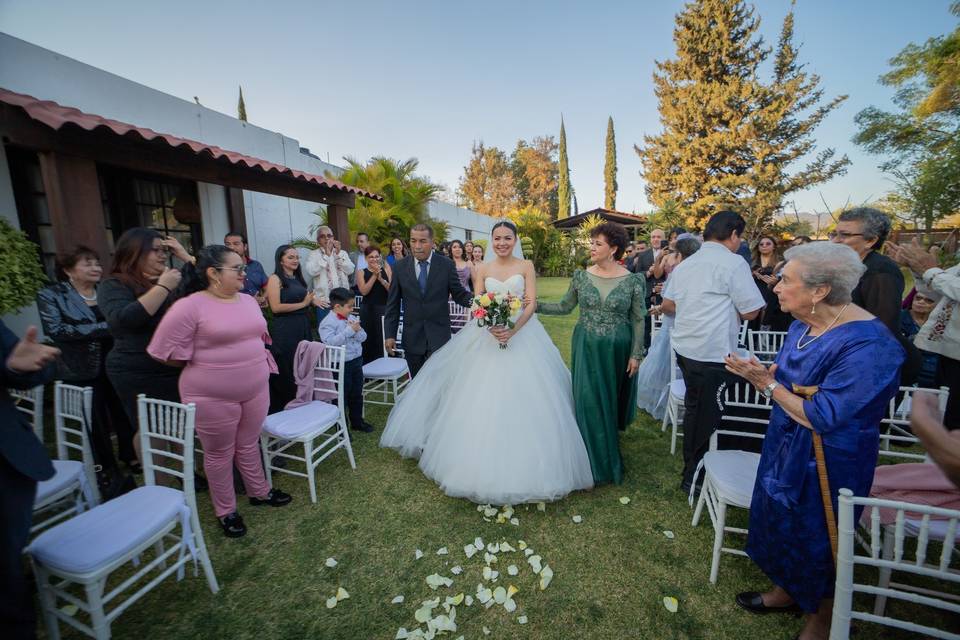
[{"left": 0, "top": 218, "right": 48, "bottom": 315}]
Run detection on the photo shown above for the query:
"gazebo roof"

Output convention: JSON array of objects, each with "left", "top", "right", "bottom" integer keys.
[{"left": 552, "top": 208, "right": 648, "bottom": 229}]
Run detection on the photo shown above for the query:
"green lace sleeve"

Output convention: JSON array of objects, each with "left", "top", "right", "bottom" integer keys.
[
  {"left": 630, "top": 273, "right": 647, "bottom": 358},
  {"left": 538, "top": 271, "right": 580, "bottom": 315}
]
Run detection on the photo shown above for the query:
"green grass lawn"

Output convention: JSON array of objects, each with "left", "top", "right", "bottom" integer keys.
[{"left": 39, "top": 277, "right": 950, "bottom": 639}]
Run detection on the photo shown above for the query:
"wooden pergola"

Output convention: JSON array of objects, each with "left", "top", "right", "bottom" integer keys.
[
  {"left": 0, "top": 88, "right": 381, "bottom": 268},
  {"left": 552, "top": 208, "right": 648, "bottom": 236}
]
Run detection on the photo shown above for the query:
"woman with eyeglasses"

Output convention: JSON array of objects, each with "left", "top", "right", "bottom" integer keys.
[
  {"left": 750, "top": 234, "right": 788, "bottom": 331},
  {"left": 99, "top": 228, "right": 196, "bottom": 469},
  {"left": 148, "top": 245, "right": 291, "bottom": 538},
  {"left": 899, "top": 288, "right": 943, "bottom": 387},
  {"left": 265, "top": 245, "right": 315, "bottom": 413}
]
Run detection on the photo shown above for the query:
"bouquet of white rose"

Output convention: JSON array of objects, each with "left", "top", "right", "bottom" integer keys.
[{"left": 470, "top": 291, "right": 522, "bottom": 349}]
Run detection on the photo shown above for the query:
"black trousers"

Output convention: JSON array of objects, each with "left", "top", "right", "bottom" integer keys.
[
  {"left": 0, "top": 457, "right": 38, "bottom": 640},
  {"left": 405, "top": 350, "right": 434, "bottom": 379},
  {"left": 675, "top": 353, "right": 742, "bottom": 485},
  {"left": 344, "top": 356, "right": 365, "bottom": 428},
  {"left": 77, "top": 370, "right": 136, "bottom": 469},
  {"left": 937, "top": 356, "right": 960, "bottom": 430}
]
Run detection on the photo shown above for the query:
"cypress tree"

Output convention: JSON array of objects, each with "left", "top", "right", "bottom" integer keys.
[
  {"left": 558, "top": 117, "right": 571, "bottom": 219},
  {"left": 237, "top": 86, "right": 248, "bottom": 122},
  {"left": 604, "top": 116, "right": 617, "bottom": 210}
]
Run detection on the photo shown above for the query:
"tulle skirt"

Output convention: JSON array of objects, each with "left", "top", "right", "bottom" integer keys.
[
  {"left": 635, "top": 315, "right": 674, "bottom": 421},
  {"left": 380, "top": 317, "right": 594, "bottom": 505}
]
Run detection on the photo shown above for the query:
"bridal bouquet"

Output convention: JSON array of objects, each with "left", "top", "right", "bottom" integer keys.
[{"left": 471, "top": 292, "right": 522, "bottom": 349}]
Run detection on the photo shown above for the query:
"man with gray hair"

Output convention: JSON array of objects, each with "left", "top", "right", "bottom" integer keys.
[{"left": 305, "top": 226, "right": 355, "bottom": 323}]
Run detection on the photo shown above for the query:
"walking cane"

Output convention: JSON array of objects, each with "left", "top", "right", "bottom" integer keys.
[{"left": 792, "top": 384, "right": 838, "bottom": 569}]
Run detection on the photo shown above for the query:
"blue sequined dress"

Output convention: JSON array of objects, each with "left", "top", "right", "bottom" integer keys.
[{"left": 745, "top": 318, "right": 904, "bottom": 612}]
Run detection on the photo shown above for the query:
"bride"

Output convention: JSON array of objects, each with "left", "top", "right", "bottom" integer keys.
[{"left": 379, "top": 220, "right": 593, "bottom": 505}]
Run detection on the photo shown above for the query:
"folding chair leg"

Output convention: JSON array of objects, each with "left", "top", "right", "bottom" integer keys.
[
  {"left": 709, "top": 501, "right": 726, "bottom": 584},
  {"left": 35, "top": 566, "right": 61, "bottom": 640},
  {"left": 154, "top": 539, "right": 166, "bottom": 570},
  {"left": 873, "top": 528, "right": 896, "bottom": 616},
  {"left": 661, "top": 406, "right": 669, "bottom": 433},
  {"left": 692, "top": 484, "right": 707, "bottom": 527},
  {"left": 260, "top": 435, "right": 273, "bottom": 486},
  {"left": 85, "top": 578, "right": 110, "bottom": 639},
  {"left": 306, "top": 438, "right": 318, "bottom": 504},
  {"left": 342, "top": 421, "right": 357, "bottom": 470},
  {"left": 670, "top": 416, "right": 679, "bottom": 456},
  {"left": 195, "top": 532, "right": 220, "bottom": 594}
]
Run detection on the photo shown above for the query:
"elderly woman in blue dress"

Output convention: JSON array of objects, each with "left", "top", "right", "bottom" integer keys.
[{"left": 724, "top": 242, "right": 904, "bottom": 640}]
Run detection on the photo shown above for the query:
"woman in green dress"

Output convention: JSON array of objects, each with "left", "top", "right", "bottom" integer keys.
[{"left": 538, "top": 222, "right": 646, "bottom": 485}]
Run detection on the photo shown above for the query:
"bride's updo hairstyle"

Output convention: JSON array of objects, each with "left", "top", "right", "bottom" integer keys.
[{"left": 491, "top": 220, "right": 518, "bottom": 237}]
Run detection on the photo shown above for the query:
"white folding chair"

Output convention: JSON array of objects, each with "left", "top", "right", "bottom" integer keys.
[
  {"left": 262, "top": 344, "right": 356, "bottom": 504},
  {"left": 745, "top": 329, "right": 787, "bottom": 366},
  {"left": 362, "top": 316, "right": 410, "bottom": 409},
  {"left": 32, "top": 382, "right": 100, "bottom": 535},
  {"left": 12, "top": 383, "right": 45, "bottom": 441},
  {"left": 831, "top": 489, "right": 960, "bottom": 639},
  {"left": 650, "top": 315, "right": 663, "bottom": 343},
  {"left": 449, "top": 300, "right": 469, "bottom": 332},
  {"left": 879, "top": 385, "right": 950, "bottom": 462},
  {"left": 661, "top": 348, "right": 685, "bottom": 455},
  {"left": 690, "top": 381, "right": 772, "bottom": 584},
  {"left": 737, "top": 320, "right": 749, "bottom": 348},
  {"left": 28, "top": 395, "right": 218, "bottom": 640}
]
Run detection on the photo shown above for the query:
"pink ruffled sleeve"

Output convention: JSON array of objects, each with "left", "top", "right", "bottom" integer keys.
[{"left": 147, "top": 295, "right": 199, "bottom": 363}]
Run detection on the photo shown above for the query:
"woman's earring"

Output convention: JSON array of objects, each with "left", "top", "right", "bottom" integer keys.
[{"left": 811, "top": 301, "right": 817, "bottom": 315}]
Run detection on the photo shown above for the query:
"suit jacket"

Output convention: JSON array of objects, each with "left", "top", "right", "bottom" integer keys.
[
  {"left": 37, "top": 282, "right": 111, "bottom": 381},
  {"left": 384, "top": 253, "right": 473, "bottom": 355},
  {"left": 348, "top": 251, "right": 365, "bottom": 288},
  {"left": 0, "top": 320, "right": 55, "bottom": 482}
]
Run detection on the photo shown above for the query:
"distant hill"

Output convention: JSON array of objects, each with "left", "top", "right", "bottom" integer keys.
[{"left": 775, "top": 210, "right": 834, "bottom": 236}]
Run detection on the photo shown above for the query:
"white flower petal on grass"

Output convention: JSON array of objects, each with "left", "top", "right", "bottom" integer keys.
[
  {"left": 476, "top": 587, "right": 492, "bottom": 604},
  {"left": 518, "top": 615, "right": 528, "bottom": 625},
  {"left": 486, "top": 542, "right": 500, "bottom": 554},
  {"left": 536, "top": 502, "right": 546, "bottom": 512},
  {"left": 477, "top": 504, "right": 488, "bottom": 513},
  {"left": 524, "top": 548, "right": 534, "bottom": 557},
  {"left": 325, "top": 557, "right": 338, "bottom": 568},
  {"left": 482, "top": 626, "right": 491, "bottom": 635},
  {"left": 474, "top": 537, "right": 484, "bottom": 550},
  {"left": 425, "top": 574, "right": 453, "bottom": 590},
  {"left": 539, "top": 565, "right": 554, "bottom": 590},
  {"left": 464, "top": 545, "right": 477, "bottom": 559},
  {"left": 451, "top": 565, "right": 463, "bottom": 575},
  {"left": 391, "top": 595, "right": 405, "bottom": 604},
  {"left": 507, "top": 584, "right": 519, "bottom": 598},
  {"left": 464, "top": 595, "right": 474, "bottom": 607},
  {"left": 325, "top": 596, "right": 338, "bottom": 609},
  {"left": 414, "top": 606, "right": 433, "bottom": 623},
  {"left": 619, "top": 496, "right": 631, "bottom": 505},
  {"left": 60, "top": 604, "right": 79, "bottom": 617},
  {"left": 436, "top": 547, "right": 448, "bottom": 555},
  {"left": 572, "top": 515, "right": 583, "bottom": 524},
  {"left": 507, "top": 564, "right": 519, "bottom": 576},
  {"left": 395, "top": 628, "right": 409, "bottom": 640},
  {"left": 509, "top": 517, "right": 520, "bottom": 526},
  {"left": 527, "top": 554, "right": 542, "bottom": 574},
  {"left": 336, "top": 587, "right": 350, "bottom": 601},
  {"left": 499, "top": 541, "right": 516, "bottom": 552},
  {"left": 663, "top": 596, "right": 679, "bottom": 613},
  {"left": 503, "top": 598, "right": 517, "bottom": 613},
  {"left": 484, "top": 552, "right": 498, "bottom": 565},
  {"left": 493, "top": 586, "right": 507, "bottom": 604},
  {"left": 518, "top": 540, "right": 527, "bottom": 550},
  {"left": 415, "top": 549, "right": 424, "bottom": 560},
  {"left": 482, "top": 566, "right": 499, "bottom": 582},
  {"left": 483, "top": 506, "right": 498, "bottom": 517},
  {"left": 663, "top": 530, "right": 675, "bottom": 539}
]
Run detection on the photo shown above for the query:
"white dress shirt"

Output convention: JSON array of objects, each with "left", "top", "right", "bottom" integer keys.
[
  {"left": 915, "top": 264, "right": 959, "bottom": 361},
  {"left": 663, "top": 241, "right": 765, "bottom": 363},
  {"left": 415, "top": 251, "right": 434, "bottom": 280}
]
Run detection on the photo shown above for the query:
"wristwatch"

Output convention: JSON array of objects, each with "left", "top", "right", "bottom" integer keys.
[{"left": 762, "top": 381, "right": 780, "bottom": 399}]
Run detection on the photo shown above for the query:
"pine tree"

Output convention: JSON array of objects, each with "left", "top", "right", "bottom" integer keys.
[
  {"left": 636, "top": 0, "right": 845, "bottom": 229},
  {"left": 558, "top": 117, "right": 571, "bottom": 219},
  {"left": 604, "top": 116, "right": 617, "bottom": 210},
  {"left": 237, "top": 86, "right": 247, "bottom": 122}
]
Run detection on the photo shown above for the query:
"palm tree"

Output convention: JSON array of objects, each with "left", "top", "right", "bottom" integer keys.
[{"left": 294, "top": 157, "right": 444, "bottom": 249}]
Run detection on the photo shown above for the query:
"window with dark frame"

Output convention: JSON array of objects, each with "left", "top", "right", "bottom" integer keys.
[{"left": 6, "top": 146, "right": 57, "bottom": 280}]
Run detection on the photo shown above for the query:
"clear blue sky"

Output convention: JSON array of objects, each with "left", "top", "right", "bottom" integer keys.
[{"left": 0, "top": 0, "right": 954, "bottom": 215}]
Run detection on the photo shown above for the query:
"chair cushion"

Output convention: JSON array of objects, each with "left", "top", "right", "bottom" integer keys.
[
  {"left": 34, "top": 460, "right": 83, "bottom": 506},
  {"left": 703, "top": 450, "right": 761, "bottom": 508},
  {"left": 363, "top": 357, "right": 409, "bottom": 378},
  {"left": 670, "top": 379, "right": 686, "bottom": 399},
  {"left": 262, "top": 401, "right": 340, "bottom": 439},
  {"left": 905, "top": 517, "right": 954, "bottom": 541},
  {"left": 28, "top": 485, "right": 185, "bottom": 574}
]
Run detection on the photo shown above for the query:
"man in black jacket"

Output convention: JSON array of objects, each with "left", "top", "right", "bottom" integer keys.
[
  {"left": 1, "top": 321, "right": 58, "bottom": 639},
  {"left": 384, "top": 224, "right": 473, "bottom": 378}
]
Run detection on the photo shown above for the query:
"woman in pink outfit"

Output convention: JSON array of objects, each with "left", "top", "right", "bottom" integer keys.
[{"left": 148, "top": 245, "right": 292, "bottom": 538}]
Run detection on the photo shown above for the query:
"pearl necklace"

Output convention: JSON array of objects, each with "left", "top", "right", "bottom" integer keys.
[
  {"left": 796, "top": 304, "right": 849, "bottom": 350},
  {"left": 70, "top": 281, "right": 97, "bottom": 302}
]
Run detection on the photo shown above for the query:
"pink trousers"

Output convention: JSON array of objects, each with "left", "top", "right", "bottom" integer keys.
[{"left": 181, "top": 360, "right": 271, "bottom": 517}]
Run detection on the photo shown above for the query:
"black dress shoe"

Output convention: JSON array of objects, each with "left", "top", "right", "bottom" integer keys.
[
  {"left": 351, "top": 422, "right": 374, "bottom": 433},
  {"left": 219, "top": 512, "right": 247, "bottom": 538},
  {"left": 125, "top": 460, "right": 143, "bottom": 475},
  {"left": 249, "top": 488, "right": 293, "bottom": 507},
  {"left": 735, "top": 591, "right": 803, "bottom": 615}
]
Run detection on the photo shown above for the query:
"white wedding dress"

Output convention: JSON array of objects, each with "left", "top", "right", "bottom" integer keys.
[{"left": 380, "top": 274, "right": 594, "bottom": 505}]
